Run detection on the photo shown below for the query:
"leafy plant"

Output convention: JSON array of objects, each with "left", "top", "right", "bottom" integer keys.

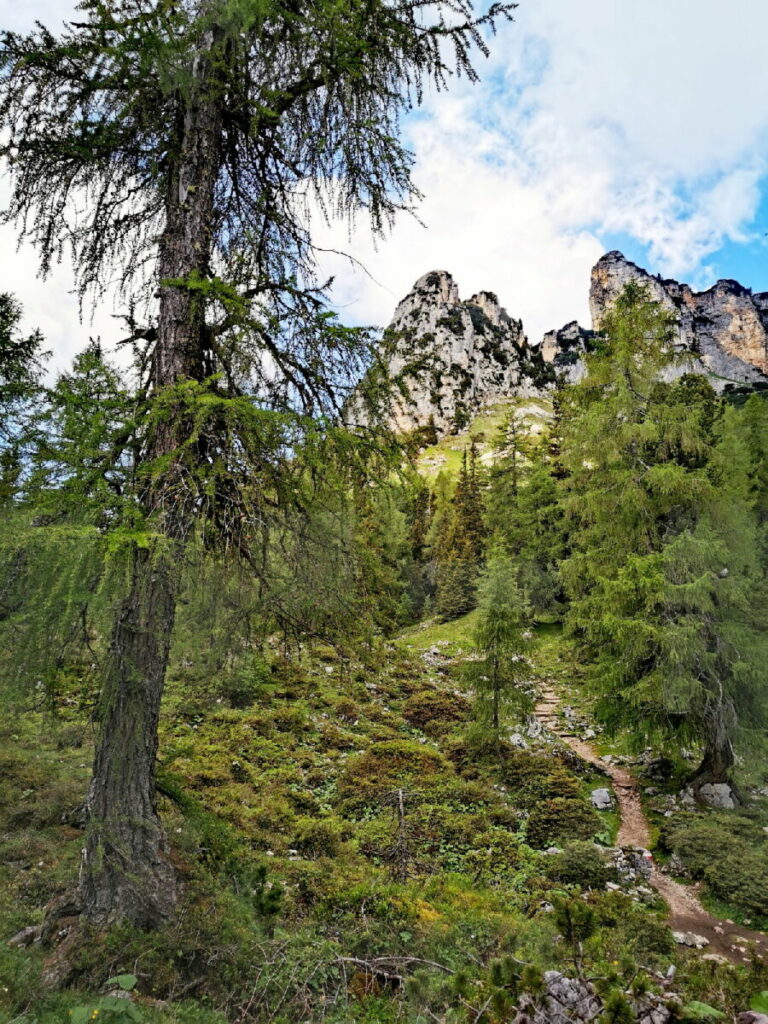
[{"left": 70, "top": 974, "right": 142, "bottom": 1024}]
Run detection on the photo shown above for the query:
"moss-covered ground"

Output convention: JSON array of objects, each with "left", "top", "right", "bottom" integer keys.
[{"left": 2, "top": 617, "right": 768, "bottom": 1023}]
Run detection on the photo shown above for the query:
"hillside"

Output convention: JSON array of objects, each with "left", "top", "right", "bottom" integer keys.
[
  {"left": 5, "top": 613, "right": 768, "bottom": 1024},
  {"left": 2, "top": 261, "right": 768, "bottom": 1024}
]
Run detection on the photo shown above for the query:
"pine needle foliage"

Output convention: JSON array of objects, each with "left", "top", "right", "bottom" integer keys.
[
  {"left": 434, "top": 443, "right": 486, "bottom": 619},
  {"left": 0, "top": 0, "right": 516, "bottom": 309},
  {"left": 465, "top": 552, "right": 531, "bottom": 744},
  {"left": 560, "top": 283, "right": 768, "bottom": 785},
  {"left": 0, "top": 293, "right": 47, "bottom": 502}
]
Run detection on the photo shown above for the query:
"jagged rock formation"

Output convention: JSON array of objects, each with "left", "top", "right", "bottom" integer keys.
[
  {"left": 356, "top": 254, "right": 768, "bottom": 440},
  {"left": 540, "top": 321, "right": 597, "bottom": 384},
  {"left": 360, "top": 270, "right": 548, "bottom": 437},
  {"left": 544, "top": 252, "right": 768, "bottom": 391}
]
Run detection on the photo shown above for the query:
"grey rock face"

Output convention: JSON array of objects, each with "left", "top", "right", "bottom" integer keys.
[
  {"left": 511, "top": 970, "right": 673, "bottom": 1024},
  {"left": 590, "top": 787, "right": 613, "bottom": 810},
  {"left": 360, "top": 270, "right": 547, "bottom": 437},
  {"left": 542, "top": 251, "right": 768, "bottom": 392},
  {"left": 611, "top": 847, "right": 653, "bottom": 883},
  {"left": 697, "top": 782, "right": 737, "bottom": 810},
  {"left": 540, "top": 321, "right": 597, "bottom": 384}
]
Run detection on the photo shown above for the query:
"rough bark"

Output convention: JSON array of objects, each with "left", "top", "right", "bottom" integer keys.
[
  {"left": 80, "top": 22, "right": 224, "bottom": 929},
  {"left": 688, "top": 698, "right": 739, "bottom": 794},
  {"left": 689, "top": 736, "right": 736, "bottom": 789},
  {"left": 80, "top": 544, "right": 179, "bottom": 928}
]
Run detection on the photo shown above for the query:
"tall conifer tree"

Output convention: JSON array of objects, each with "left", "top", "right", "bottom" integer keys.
[
  {"left": 561, "top": 283, "right": 767, "bottom": 791},
  {"left": 435, "top": 444, "right": 486, "bottom": 620},
  {"left": 0, "top": 0, "right": 515, "bottom": 928}
]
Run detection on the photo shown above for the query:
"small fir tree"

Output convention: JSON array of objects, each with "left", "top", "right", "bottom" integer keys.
[
  {"left": 465, "top": 553, "right": 531, "bottom": 746},
  {"left": 434, "top": 444, "right": 486, "bottom": 620}
]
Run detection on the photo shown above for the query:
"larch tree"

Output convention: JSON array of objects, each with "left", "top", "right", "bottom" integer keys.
[
  {"left": 0, "top": 293, "right": 46, "bottom": 503},
  {"left": 560, "top": 282, "right": 767, "bottom": 793},
  {"left": 0, "top": 0, "right": 516, "bottom": 930}
]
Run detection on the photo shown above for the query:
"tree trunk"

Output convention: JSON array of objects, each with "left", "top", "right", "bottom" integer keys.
[
  {"left": 79, "top": 21, "right": 223, "bottom": 929},
  {"left": 688, "top": 697, "right": 738, "bottom": 795},
  {"left": 689, "top": 734, "right": 736, "bottom": 789},
  {"left": 80, "top": 544, "right": 179, "bottom": 928}
]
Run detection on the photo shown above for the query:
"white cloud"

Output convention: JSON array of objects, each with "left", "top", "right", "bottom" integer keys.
[
  {"left": 314, "top": 0, "right": 768, "bottom": 340},
  {"left": 3, "top": 0, "right": 768, "bottom": 362},
  {"left": 0, "top": 180, "right": 125, "bottom": 374}
]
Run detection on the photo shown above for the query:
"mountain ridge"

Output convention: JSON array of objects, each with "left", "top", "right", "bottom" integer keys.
[{"left": 362, "top": 253, "right": 768, "bottom": 438}]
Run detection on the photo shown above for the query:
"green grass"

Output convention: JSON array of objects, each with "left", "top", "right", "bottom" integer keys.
[
  {"left": 414, "top": 397, "right": 555, "bottom": 482},
  {"left": 397, "top": 609, "right": 480, "bottom": 656}
]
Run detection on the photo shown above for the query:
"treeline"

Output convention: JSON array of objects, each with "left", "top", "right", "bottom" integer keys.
[
  {"left": 368, "top": 284, "right": 768, "bottom": 793},
  {"left": 2, "top": 281, "right": 767, "bottom": 819}
]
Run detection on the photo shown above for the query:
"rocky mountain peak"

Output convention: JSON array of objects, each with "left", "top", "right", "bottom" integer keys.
[
  {"left": 357, "top": 253, "right": 768, "bottom": 442},
  {"left": 545, "top": 251, "right": 768, "bottom": 390},
  {"left": 407, "top": 269, "right": 461, "bottom": 306},
  {"left": 364, "top": 271, "right": 545, "bottom": 438}
]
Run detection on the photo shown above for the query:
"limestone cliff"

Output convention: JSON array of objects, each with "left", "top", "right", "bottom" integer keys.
[
  {"left": 544, "top": 252, "right": 768, "bottom": 390},
  {"left": 356, "top": 254, "right": 768, "bottom": 440},
  {"left": 362, "top": 270, "right": 547, "bottom": 437},
  {"left": 540, "top": 321, "right": 597, "bottom": 385}
]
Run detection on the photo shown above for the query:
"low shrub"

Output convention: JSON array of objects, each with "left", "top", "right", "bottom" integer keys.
[
  {"left": 293, "top": 817, "right": 344, "bottom": 859},
  {"left": 526, "top": 798, "right": 601, "bottom": 849},
  {"left": 402, "top": 689, "right": 470, "bottom": 737},
  {"left": 338, "top": 740, "right": 454, "bottom": 808},
  {"left": 544, "top": 841, "right": 614, "bottom": 890},
  {"left": 662, "top": 817, "right": 768, "bottom": 917}
]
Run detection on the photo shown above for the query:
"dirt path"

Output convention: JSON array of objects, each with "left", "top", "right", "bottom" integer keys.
[{"left": 536, "top": 686, "right": 768, "bottom": 965}]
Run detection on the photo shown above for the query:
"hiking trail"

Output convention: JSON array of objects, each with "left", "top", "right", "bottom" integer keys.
[{"left": 535, "top": 685, "right": 768, "bottom": 965}]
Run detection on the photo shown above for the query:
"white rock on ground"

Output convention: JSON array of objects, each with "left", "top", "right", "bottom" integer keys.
[{"left": 590, "top": 788, "right": 613, "bottom": 810}]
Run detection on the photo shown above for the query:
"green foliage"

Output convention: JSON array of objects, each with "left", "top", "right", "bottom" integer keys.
[
  {"left": 0, "top": 292, "right": 46, "bottom": 503},
  {"left": 560, "top": 283, "right": 768, "bottom": 781},
  {"left": 661, "top": 814, "right": 768, "bottom": 917},
  {"left": 0, "top": 512, "right": 123, "bottom": 709},
  {"left": 339, "top": 740, "right": 453, "bottom": 808},
  {"left": 70, "top": 975, "right": 143, "bottom": 1024},
  {"left": 552, "top": 895, "right": 598, "bottom": 947},
  {"left": 599, "top": 990, "right": 635, "bottom": 1024},
  {"left": 434, "top": 445, "right": 487, "bottom": 620},
  {"left": 544, "top": 841, "right": 614, "bottom": 890},
  {"left": 486, "top": 400, "right": 567, "bottom": 617},
  {"left": 402, "top": 688, "right": 470, "bottom": 737},
  {"left": 680, "top": 1001, "right": 727, "bottom": 1021},
  {"left": 527, "top": 797, "right": 602, "bottom": 849},
  {"left": 464, "top": 552, "right": 531, "bottom": 741}
]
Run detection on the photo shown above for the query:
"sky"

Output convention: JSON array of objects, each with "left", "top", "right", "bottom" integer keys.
[{"left": 3, "top": 0, "right": 768, "bottom": 369}]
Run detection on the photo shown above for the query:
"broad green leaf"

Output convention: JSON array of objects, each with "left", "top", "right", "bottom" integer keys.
[
  {"left": 106, "top": 974, "right": 138, "bottom": 991},
  {"left": 682, "top": 1001, "right": 726, "bottom": 1020}
]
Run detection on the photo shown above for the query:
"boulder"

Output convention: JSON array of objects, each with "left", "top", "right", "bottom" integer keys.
[
  {"left": 672, "top": 931, "right": 709, "bottom": 949},
  {"left": 510, "top": 969, "right": 672, "bottom": 1024},
  {"left": 590, "top": 788, "right": 613, "bottom": 810},
  {"left": 697, "top": 782, "right": 737, "bottom": 810}
]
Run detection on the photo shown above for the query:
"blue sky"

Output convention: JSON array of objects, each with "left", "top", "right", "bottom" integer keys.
[{"left": 3, "top": 0, "right": 768, "bottom": 366}]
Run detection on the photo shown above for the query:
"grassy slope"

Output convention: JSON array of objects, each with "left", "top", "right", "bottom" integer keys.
[
  {"left": 3, "top": 404, "right": 768, "bottom": 1021},
  {"left": 3, "top": 617, "right": 768, "bottom": 1022},
  {"left": 414, "top": 397, "right": 552, "bottom": 482}
]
